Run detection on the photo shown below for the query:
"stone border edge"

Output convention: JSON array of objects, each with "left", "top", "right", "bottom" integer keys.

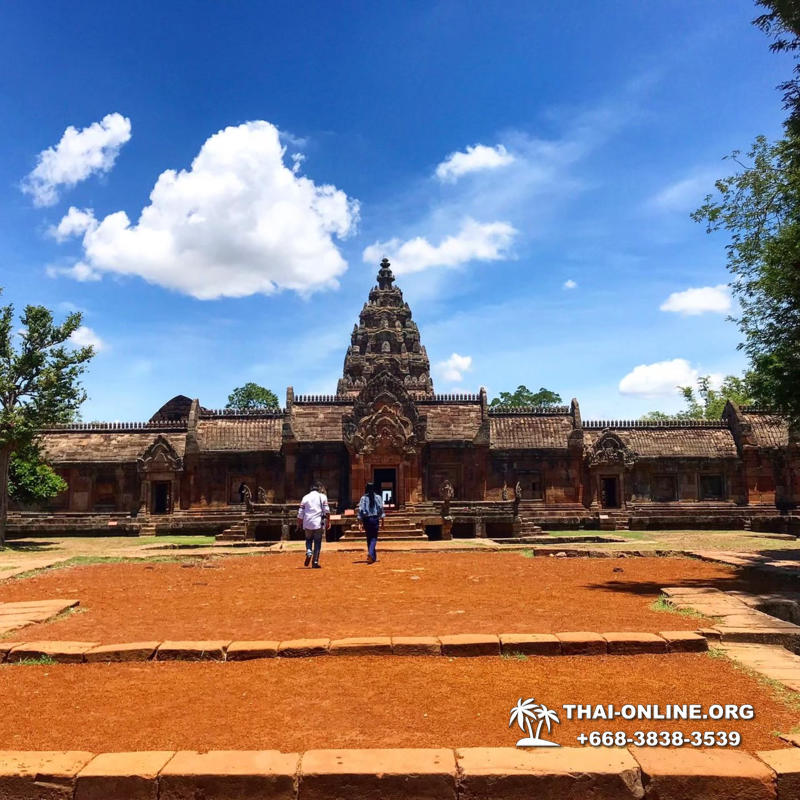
[
  {"left": 0, "top": 746, "right": 798, "bottom": 800},
  {"left": 0, "top": 630, "right": 710, "bottom": 663}
]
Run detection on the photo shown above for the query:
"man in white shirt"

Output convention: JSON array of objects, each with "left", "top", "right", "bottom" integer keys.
[{"left": 297, "top": 482, "right": 330, "bottom": 569}]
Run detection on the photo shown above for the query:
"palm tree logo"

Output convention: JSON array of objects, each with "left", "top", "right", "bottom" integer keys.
[{"left": 509, "top": 697, "right": 561, "bottom": 747}]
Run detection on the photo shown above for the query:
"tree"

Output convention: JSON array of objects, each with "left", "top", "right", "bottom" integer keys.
[
  {"left": 691, "top": 3, "right": 800, "bottom": 425},
  {"left": 641, "top": 374, "right": 755, "bottom": 421},
  {"left": 490, "top": 385, "right": 563, "bottom": 408},
  {"left": 8, "top": 443, "right": 67, "bottom": 506},
  {"left": 226, "top": 382, "right": 279, "bottom": 410},
  {"left": 0, "top": 294, "right": 93, "bottom": 546}
]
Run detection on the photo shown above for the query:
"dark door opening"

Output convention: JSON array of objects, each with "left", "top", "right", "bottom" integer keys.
[
  {"left": 152, "top": 481, "right": 171, "bottom": 514},
  {"left": 372, "top": 468, "right": 397, "bottom": 508},
  {"left": 600, "top": 477, "right": 619, "bottom": 509}
]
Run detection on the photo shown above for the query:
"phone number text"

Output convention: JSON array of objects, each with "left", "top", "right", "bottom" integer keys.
[{"left": 577, "top": 730, "right": 741, "bottom": 747}]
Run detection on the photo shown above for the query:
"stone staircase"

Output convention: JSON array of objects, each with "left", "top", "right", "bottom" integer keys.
[
  {"left": 598, "top": 511, "right": 630, "bottom": 531},
  {"left": 340, "top": 511, "right": 426, "bottom": 540},
  {"left": 216, "top": 515, "right": 248, "bottom": 542},
  {"left": 138, "top": 519, "right": 158, "bottom": 537}
]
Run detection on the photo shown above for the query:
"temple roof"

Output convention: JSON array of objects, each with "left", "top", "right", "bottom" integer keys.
[
  {"left": 583, "top": 425, "right": 738, "bottom": 459},
  {"left": 741, "top": 410, "right": 790, "bottom": 449},
  {"left": 195, "top": 418, "right": 282, "bottom": 452},
  {"left": 337, "top": 258, "right": 433, "bottom": 398},
  {"left": 489, "top": 414, "right": 574, "bottom": 450},
  {"left": 40, "top": 430, "right": 188, "bottom": 463}
]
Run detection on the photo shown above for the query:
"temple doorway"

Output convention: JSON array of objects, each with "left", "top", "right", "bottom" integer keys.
[
  {"left": 373, "top": 467, "right": 397, "bottom": 508},
  {"left": 600, "top": 476, "right": 620, "bottom": 509},
  {"left": 152, "top": 481, "right": 171, "bottom": 514}
]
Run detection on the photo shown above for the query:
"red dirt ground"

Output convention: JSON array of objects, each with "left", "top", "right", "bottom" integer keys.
[
  {"left": 0, "top": 654, "right": 793, "bottom": 753},
  {"left": 0, "top": 553, "right": 745, "bottom": 640}
]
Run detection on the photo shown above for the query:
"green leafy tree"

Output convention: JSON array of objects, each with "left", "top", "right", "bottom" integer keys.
[
  {"left": 8, "top": 443, "right": 67, "bottom": 506},
  {"left": 0, "top": 294, "right": 93, "bottom": 546},
  {"left": 691, "top": 3, "right": 800, "bottom": 425},
  {"left": 490, "top": 385, "right": 563, "bottom": 408},
  {"left": 226, "top": 382, "right": 279, "bottom": 410},
  {"left": 641, "top": 374, "right": 755, "bottom": 421}
]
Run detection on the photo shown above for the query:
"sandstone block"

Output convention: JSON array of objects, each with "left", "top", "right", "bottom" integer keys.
[
  {"left": 75, "top": 751, "right": 174, "bottom": 800},
  {"left": 155, "top": 641, "right": 229, "bottom": 661},
  {"left": 0, "top": 750, "right": 94, "bottom": 799},
  {"left": 456, "top": 746, "right": 644, "bottom": 799},
  {"left": 500, "top": 633, "right": 561, "bottom": 656},
  {"left": 658, "top": 631, "right": 709, "bottom": 653},
  {"left": 555, "top": 632, "right": 607, "bottom": 656},
  {"left": 602, "top": 632, "right": 667, "bottom": 655},
  {"left": 633, "top": 748, "right": 775, "bottom": 800},
  {"left": 300, "top": 748, "right": 456, "bottom": 800},
  {"left": 392, "top": 636, "right": 441, "bottom": 656},
  {"left": 160, "top": 750, "right": 299, "bottom": 800},
  {"left": 8, "top": 642, "right": 98, "bottom": 664},
  {"left": 757, "top": 749, "right": 800, "bottom": 799},
  {"left": 84, "top": 642, "right": 160, "bottom": 663},
  {"left": 330, "top": 637, "right": 393, "bottom": 656},
  {"left": 278, "top": 638, "right": 330, "bottom": 657},
  {"left": 226, "top": 641, "right": 280, "bottom": 660},
  {"left": 439, "top": 634, "right": 500, "bottom": 657}
]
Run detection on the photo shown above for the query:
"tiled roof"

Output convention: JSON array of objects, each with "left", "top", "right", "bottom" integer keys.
[
  {"left": 424, "top": 404, "right": 483, "bottom": 441},
  {"left": 290, "top": 405, "right": 348, "bottom": 442},
  {"left": 489, "top": 415, "right": 574, "bottom": 449},
  {"left": 742, "top": 412, "right": 790, "bottom": 448},
  {"left": 40, "top": 431, "right": 187, "bottom": 463},
  {"left": 583, "top": 427, "right": 738, "bottom": 458},
  {"left": 195, "top": 418, "right": 282, "bottom": 452}
]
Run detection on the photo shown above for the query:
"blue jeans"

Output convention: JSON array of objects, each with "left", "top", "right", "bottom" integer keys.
[
  {"left": 304, "top": 528, "right": 323, "bottom": 564},
  {"left": 363, "top": 517, "right": 379, "bottom": 561}
]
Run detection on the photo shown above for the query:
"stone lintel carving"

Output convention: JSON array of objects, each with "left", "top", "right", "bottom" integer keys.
[
  {"left": 586, "top": 431, "right": 638, "bottom": 468},
  {"left": 343, "top": 369, "right": 425, "bottom": 456},
  {"left": 137, "top": 435, "right": 183, "bottom": 474}
]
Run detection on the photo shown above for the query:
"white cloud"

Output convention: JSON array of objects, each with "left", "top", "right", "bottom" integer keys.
[
  {"left": 69, "top": 325, "right": 106, "bottom": 352},
  {"left": 362, "top": 218, "right": 516, "bottom": 275},
  {"left": 22, "top": 113, "right": 131, "bottom": 206},
  {"left": 435, "top": 144, "right": 515, "bottom": 182},
  {"left": 563, "top": 279, "right": 578, "bottom": 290},
  {"left": 660, "top": 284, "right": 731, "bottom": 315},
  {"left": 51, "top": 121, "right": 359, "bottom": 299},
  {"left": 648, "top": 168, "right": 717, "bottom": 213},
  {"left": 436, "top": 353, "right": 472, "bottom": 383},
  {"left": 49, "top": 206, "right": 97, "bottom": 242},
  {"left": 618, "top": 358, "right": 724, "bottom": 397}
]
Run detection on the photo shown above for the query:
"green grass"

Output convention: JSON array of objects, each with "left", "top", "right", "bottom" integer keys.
[
  {"left": 706, "top": 648, "right": 800, "bottom": 717},
  {"left": 501, "top": 651, "right": 529, "bottom": 661},
  {"left": 136, "top": 535, "right": 216, "bottom": 547},
  {"left": 8, "top": 554, "right": 188, "bottom": 581},
  {"left": 2, "top": 655, "right": 56, "bottom": 666},
  {"left": 650, "top": 595, "right": 708, "bottom": 620}
]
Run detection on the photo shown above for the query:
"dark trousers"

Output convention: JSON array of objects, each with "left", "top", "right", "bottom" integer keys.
[
  {"left": 363, "top": 517, "right": 380, "bottom": 561},
  {"left": 305, "top": 528, "right": 323, "bottom": 564}
]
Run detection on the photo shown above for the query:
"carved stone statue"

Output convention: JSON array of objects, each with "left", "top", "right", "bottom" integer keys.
[
  {"left": 502, "top": 483, "right": 508, "bottom": 501},
  {"left": 257, "top": 486, "right": 268, "bottom": 504}
]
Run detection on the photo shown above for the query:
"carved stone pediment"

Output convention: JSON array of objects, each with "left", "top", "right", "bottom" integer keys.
[
  {"left": 137, "top": 435, "right": 184, "bottom": 474},
  {"left": 585, "top": 431, "right": 637, "bottom": 469},
  {"left": 343, "top": 369, "right": 426, "bottom": 456}
]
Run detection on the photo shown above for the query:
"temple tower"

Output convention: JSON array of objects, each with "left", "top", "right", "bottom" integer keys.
[{"left": 337, "top": 258, "right": 434, "bottom": 398}]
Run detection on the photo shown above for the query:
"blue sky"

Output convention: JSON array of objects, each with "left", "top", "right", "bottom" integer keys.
[{"left": 0, "top": 1, "right": 790, "bottom": 421}]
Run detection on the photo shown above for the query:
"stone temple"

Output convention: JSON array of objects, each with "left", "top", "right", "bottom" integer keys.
[{"left": 10, "top": 259, "right": 799, "bottom": 539}]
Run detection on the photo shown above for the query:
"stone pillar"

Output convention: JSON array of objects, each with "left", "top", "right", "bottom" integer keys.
[{"left": 474, "top": 517, "right": 486, "bottom": 538}]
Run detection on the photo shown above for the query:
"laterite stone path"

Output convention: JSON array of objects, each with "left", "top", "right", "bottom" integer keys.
[{"left": 0, "top": 598, "right": 79, "bottom": 635}]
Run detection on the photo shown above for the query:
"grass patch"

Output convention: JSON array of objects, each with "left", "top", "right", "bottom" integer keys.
[
  {"left": 520, "top": 549, "right": 535, "bottom": 559},
  {"left": 707, "top": 648, "right": 800, "bottom": 715},
  {"left": 501, "top": 651, "right": 529, "bottom": 661},
  {"left": 8, "top": 554, "right": 187, "bottom": 581},
  {"left": 650, "top": 595, "right": 707, "bottom": 620},
  {"left": 136, "top": 535, "right": 216, "bottom": 547},
  {"left": 3, "top": 655, "right": 56, "bottom": 666}
]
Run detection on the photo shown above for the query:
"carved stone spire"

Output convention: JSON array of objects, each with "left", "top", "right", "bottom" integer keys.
[
  {"left": 337, "top": 259, "right": 434, "bottom": 398},
  {"left": 377, "top": 257, "right": 395, "bottom": 289}
]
